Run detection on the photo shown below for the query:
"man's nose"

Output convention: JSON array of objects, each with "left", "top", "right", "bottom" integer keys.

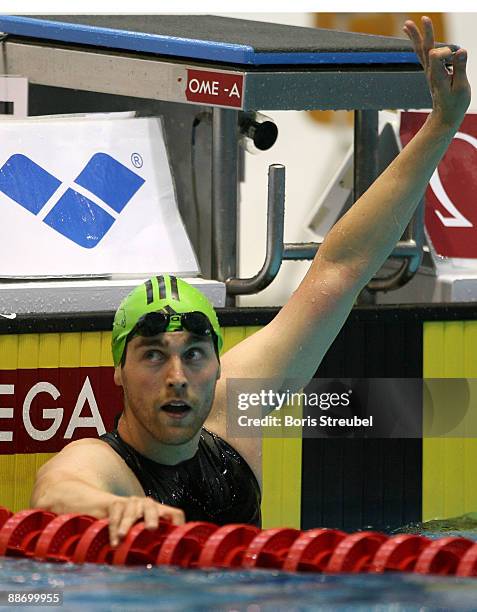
[{"left": 165, "top": 356, "right": 188, "bottom": 390}]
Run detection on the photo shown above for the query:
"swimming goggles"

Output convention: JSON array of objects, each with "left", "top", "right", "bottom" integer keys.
[{"left": 128, "top": 311, "right": 218, "bottom": 352}]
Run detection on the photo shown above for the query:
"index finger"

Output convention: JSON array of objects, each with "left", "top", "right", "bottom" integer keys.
[
  {"left": 403, "top": 20, "right": 426, "bottom": 68},
  {"left": 421, "top": 16, "right": 435, "bottom": 61}
]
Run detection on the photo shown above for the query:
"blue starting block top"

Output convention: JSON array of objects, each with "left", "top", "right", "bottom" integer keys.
[{"left": 0, "top": 15, "right": 430, "bottom": 67}]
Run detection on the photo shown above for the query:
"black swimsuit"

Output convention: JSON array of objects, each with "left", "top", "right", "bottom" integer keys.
[{"left": 100, "top": 428, "right": 261, "bottom": 527}]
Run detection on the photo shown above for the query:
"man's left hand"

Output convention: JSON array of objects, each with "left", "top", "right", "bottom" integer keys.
[{"left": 404, "top": 16, "right": 471, "bottom": 129}]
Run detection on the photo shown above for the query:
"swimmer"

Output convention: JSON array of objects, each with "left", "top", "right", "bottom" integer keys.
[{"left": 31, "top": 17, "right": 470, "bottom": 547}]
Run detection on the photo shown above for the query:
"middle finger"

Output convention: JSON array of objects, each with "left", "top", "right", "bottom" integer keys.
[
  {"left": 117, "top": 499, "right": 142, "bottom": 538},
  {"left": 421, "top": 16, "right": 435, "bottom": 60},
  {"left": 143, "top": 501, "right": 159, "bottom": 531}
]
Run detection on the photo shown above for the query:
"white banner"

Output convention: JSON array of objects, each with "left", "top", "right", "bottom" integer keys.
[{"left": 0, "top": 115, "right": 198, "bottom": 277}]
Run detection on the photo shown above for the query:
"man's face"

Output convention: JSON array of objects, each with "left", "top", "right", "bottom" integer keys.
[{"left": 114, "top": 331, "right": 220, "bottom": 447}]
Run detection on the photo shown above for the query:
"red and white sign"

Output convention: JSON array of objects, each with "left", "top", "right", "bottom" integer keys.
[
  {"left": 400, "top": 111, "right": 477, "bottom": 259},
  {"left": 185, "top": 69, "right": 243, "bottom": 108},
  {"left": 0, "top": 367, "right": 121, "bottom": 454}
]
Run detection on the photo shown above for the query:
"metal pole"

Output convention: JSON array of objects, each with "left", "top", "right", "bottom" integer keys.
[
  {"left": 226, "top": 164, "right": 285, "bottom": 295},
  {"left": 212, "top": 107, "right": 239, "bottom": 306},
  {"left": 354, "top": 109, "right": 379, "bottom": 305}
]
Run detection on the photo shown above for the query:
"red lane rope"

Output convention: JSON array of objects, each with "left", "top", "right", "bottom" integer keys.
[{"left": 0, "top": 506, "right": 475, "bottom": 575}]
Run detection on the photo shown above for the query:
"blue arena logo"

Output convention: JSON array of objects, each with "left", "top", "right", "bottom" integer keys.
[{"left": 0, "top": 153, "right": 145, "bottom": 248}]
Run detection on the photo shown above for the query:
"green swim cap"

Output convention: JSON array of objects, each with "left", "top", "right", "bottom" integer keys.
[{"left": 112, "top": 275, "right": 223, "bottom": 367}]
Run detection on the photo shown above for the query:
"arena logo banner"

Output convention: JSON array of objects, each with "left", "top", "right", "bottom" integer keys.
[
  {"left": 400, "top": 111, "right": 477, "bottom": 260},
  {"left": 0, "top": 115, "right": 198, "bottom": 276},
  {"left": 0, "top": 368, "right": 121, "bottom": 454}
]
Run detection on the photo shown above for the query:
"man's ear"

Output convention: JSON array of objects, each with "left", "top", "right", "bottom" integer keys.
[{"left": 114, "top": 366, "right": 123, "bottom": 387}]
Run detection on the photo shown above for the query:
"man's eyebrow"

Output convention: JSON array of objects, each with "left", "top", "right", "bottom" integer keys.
[
  {"left": 134, "top": 334, "right": 212, "bottom": 348},
  {"left": 187, "top": 334, "right": 214, "bottom": 345},
  {"left": 135, "top": 336, "right": 167, "bottom": 348}
]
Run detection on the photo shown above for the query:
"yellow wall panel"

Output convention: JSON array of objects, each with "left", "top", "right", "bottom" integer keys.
[
  {"left": 280, "top": 436, "right": 302, "bottom": 529},
  {"left": 80, "top": 332, "right": 103, "bottom": 367},
  {"left": 39, "top": 333, "right": 60, "bottom": 369},
  {"left": 423, "top": 321, "right": 477, "bottom": 521},
  {"left": 423, "top": 438, "right": 445, "bottom": 520},
  {"left": 464, "top": 437, "right": 477, "bottom": 512},
  {"left": 464, "top": 324, "right": 477, "bottom": 376},
  {"left": 0, "top": 454, "right": 55, "bottom": 512},
  {"left": 0, "top": 336, "right": 18, "bottom": 370},
  {"left": 424, "top": 322, "right": 444, "bottom": 376},
  {"left": 262, "top": 437, "right": 284, "bottom": 526},
  {"left": 59, "top": 333, "right": 81, "bottom": 368},
  {"left": 100, "top": 331, "right": 113, "bottom": 367},
  {"left": 14, "top": 454, "right": 37, "bottom": 511},
  {"left": 17, "top": 335, "right": 39, "bottom": 369},
  {"left": 443, "top": 322, "right": 464, "bottom": 376},
  {"left": 0, "top": 455, "right": 17, "bottom": 511},
  {"left": 222, "top": 326, "right": 246, "bottom": 353}
]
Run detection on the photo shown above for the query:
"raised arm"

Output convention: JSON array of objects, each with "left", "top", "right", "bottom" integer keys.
[
  {"left": 319, "top": 18, "right": 470, "bottom": 286},
  {"left": 210, "top": 17, "right": 470, "bottom": 410},
  {"left": 31, "top": 439, "right": 185, "bottom": 546}
]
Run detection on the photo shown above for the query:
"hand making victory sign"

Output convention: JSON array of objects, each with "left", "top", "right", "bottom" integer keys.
[{"left": 403, "top": 16, "right": 470, "bottom": 128}]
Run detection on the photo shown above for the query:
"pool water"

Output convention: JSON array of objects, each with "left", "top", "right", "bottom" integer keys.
[
  {"left": 398, "top": 512, "right": 477, "bottom": 536},
  {"left": 2, "top": 554, "right": 477, "bottom": 612}
]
